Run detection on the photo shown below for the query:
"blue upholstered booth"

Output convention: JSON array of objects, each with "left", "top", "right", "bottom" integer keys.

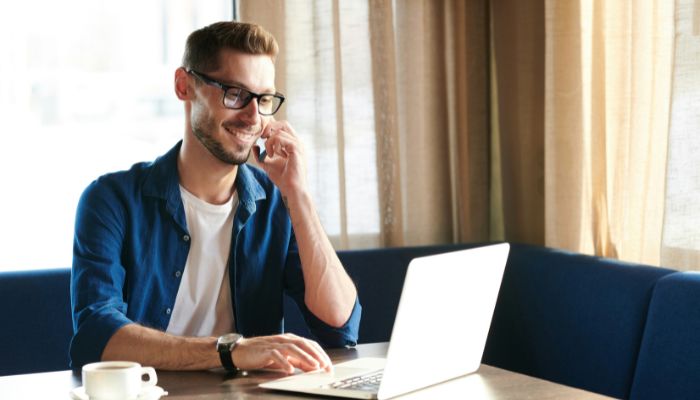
[
  {"left": 482, "top": 244, "right": 676, "bottom": 399},
  {"left": 1, "top": 242, "right": 697, "bottom": 400},
  {"left": 0, "top": 268, "right": 73, "bottom": 375},
  {"left": 629, "top": 272, "right": 700, "bottom": 400},
  {"left": 0, "top": 244, "right": 473, "bottom": 377}
]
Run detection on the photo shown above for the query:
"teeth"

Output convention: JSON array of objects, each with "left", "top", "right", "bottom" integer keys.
[{"left": 224, "top": 126, "right": 254, "bottom": 137}]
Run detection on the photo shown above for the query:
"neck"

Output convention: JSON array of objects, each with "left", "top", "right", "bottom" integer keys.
[{"left": 178, "top": 137, "right": 239, "bottom": 205}]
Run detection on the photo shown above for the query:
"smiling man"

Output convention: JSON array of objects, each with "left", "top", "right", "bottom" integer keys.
[{"left": 70, "top": 21, "right": 361, "bottom": 374}]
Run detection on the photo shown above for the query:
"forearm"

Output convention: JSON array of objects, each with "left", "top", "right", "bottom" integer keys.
[
  {"left": 103, "top": 325, "right": 333, "bottom": 374},
  {"left": 102, "top": 324, "right": 219, "bottom": 371},
  {"left": 285, "top": 190, "right": 357, "bottom": 328}
]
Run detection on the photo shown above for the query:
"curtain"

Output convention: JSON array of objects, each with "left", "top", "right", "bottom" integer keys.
[
  {"left": 660, "top": 0, "right": 700, "bottom": 270},
  {"left": 241, "top": 0, "right": 700, "bottom": 271},
  {"left": 240, "top": 0, "right": 491, "bottom": 249},
  {"left": 490, "top": 0, "right": 546, "bottom": 245},
  {"left": 543, "top": 0, "right": 674, "bottom": 264}
]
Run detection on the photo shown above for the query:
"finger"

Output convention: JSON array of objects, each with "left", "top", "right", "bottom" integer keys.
[
  {"left": 307, "top": 340, "right": 333, "bottom": 370},
  {"left": 277, "top": 343, "right": 321, "bottom": 371},
  {"left": 274, "top": 120, "right": 296, "bottom": 137},
  {"left": 263, "top": 120, "right": 297, "bottom": 143},
  {"left": 269, "top": 349, "right": 295, "bottom": 374},
  {"left": 247, "top": 336, "right": 329, "bottom": 373},
  {"left": 282, "top": 335, "right": 331, "bottom": 370},
  {"left": 260, "top": 119, "right": 275, "bottom": 139},
  {"left": 266, "top": 134, "right": 299, "bottom": 159}
]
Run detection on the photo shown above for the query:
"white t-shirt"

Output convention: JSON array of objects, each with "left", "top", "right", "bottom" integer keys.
[{"left": 166, "top": 185, "right": 238, "bottom": 337}]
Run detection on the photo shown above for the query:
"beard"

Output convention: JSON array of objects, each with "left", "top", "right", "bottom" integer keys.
[{"left": 191, "top": 108, "right": 259, "bottom": 165}]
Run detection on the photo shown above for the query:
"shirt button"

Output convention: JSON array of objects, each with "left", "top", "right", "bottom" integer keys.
[
  {"left": 174, "top": 270, "right": 182, "bottom": 278},
  {"left": 182, "top": 234, "right": 190, "bottom": 242},
  {"left": 165, "top": 308, "right": 172, "bottom": 315}
]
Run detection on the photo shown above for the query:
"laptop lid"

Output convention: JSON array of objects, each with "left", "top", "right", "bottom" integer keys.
[
  {"left": 377, "top": 243, "right": 509, "bottom": 399},
  {"left": 259, "top": 243, "right": 510, "bottom": 399}
]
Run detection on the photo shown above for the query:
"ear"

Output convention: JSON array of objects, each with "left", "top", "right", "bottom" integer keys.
[{"left": 174, "top": 67, "right": 192, "bottom": 101}]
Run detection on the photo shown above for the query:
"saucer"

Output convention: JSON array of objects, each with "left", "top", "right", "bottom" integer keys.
[{"left": 70, "top": 385, "right": 167, "bottom": 400}]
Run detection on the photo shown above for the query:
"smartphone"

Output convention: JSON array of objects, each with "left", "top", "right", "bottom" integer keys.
[{"left": 255, "top": 137, "right": 267, "bottom": 162}]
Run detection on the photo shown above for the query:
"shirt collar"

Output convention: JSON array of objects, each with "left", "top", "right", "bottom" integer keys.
[
  {"left": 143, "top": 140, "right": 267, "bottom": 217},
  {"left": 142, "top": 141, "right": 182, "bottom": 218},
  {"left": 234, "top": 160, "right": 267, "bottom": 214}
]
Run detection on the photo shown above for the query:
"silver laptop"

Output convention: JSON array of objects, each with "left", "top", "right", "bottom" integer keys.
[{"left": 259, "top": 243, "right": 510, "bottom": 399}]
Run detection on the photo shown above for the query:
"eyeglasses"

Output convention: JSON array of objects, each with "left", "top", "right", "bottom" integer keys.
[{"left": 186, "top": 69, "right": 285, "bottom": 116}]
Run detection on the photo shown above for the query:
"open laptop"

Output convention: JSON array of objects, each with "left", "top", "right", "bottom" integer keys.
[{"left": 259, "top": 243, "right": 510, "bottom": 399}]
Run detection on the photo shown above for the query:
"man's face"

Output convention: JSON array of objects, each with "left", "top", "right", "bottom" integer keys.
[{"left": 189, "top": 49, "right": 275, "bottom": 165}]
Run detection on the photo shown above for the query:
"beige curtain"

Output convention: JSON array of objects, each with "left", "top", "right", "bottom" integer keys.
[
  {"left": 241, "top": 0, "right": 699, "bottom": 270},
  {"left": 660, "top": 0, "right": 700, "bottom": 270},
  {"left": 543, "top": 0, "right": 674, "bottom": 264},
  {"left": 495, "top": 0, "right": 700, "bottom": 268},
  {"left": 241, "top": 0, "right": 491, "bottom": 249}
]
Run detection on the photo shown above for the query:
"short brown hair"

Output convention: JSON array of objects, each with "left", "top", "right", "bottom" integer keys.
[{"left": 182, "top": 21, "right": 278, "bottom": 72}]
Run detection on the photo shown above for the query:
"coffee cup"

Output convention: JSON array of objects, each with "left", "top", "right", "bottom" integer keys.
[{"left": 82, "top": 361, "right": 157, "bottom": 400}]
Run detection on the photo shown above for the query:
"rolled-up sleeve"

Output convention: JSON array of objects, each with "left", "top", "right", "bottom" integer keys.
[
  {"left": 296, "top": 295, "right": 362, "bottom": 347},
  {"left": 70, "top": 180, "right": 133, "bottom": 368}
]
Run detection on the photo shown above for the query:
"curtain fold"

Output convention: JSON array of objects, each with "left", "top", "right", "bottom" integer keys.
[
  {"left": 392, "top": 1, "right": 453, "bottom": 245},
  {"left": 445, "top": 0, "right": 491, "bottom": 243},
  {"left": 367, "top": 0, "right": 404, "bottom": 247},
  {"left": 491, "top": 0, "right": 546, "bottom": 246}
]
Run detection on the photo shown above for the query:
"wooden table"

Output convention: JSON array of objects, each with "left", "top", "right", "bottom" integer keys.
[{"left": 0, "top": 342, "right": 613, "bottom": 399}]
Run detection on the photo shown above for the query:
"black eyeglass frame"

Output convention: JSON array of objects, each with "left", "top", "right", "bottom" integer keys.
[{"left": 186, "top": 69, "right": 285, "bottom": 116}]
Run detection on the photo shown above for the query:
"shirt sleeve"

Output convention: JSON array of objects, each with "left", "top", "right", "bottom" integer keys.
[
  {"left": 283, "top": 239, "right": 362, "bottom": 348},
  {"left": 69, "top": 179, "right": 134, "bottom": 368}
]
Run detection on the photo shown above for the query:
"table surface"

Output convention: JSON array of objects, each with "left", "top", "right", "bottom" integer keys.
[{"left": 0, "top": 342, "right": 614, "bottom": 399}]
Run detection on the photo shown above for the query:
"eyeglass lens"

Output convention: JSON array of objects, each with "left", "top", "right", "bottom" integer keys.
[{"left": 223, "top": 88, "right": 281, "bottom": 115}]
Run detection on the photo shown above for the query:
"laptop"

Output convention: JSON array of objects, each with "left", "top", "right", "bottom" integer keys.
[{"left": 259, "top": 243, "right": 510, "bottom": 399}]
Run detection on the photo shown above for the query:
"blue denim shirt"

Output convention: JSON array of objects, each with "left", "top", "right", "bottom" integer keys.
[{"left": 70, "top": 141, "right": 361, "bottom": 368}]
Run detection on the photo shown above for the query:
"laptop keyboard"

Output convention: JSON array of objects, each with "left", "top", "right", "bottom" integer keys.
[{"left": 327, "top": 370, "right": 383, "bottom": 392}]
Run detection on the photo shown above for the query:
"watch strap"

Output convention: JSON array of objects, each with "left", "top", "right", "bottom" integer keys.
[
  {"left": 219, "top": 346, "right": 237, "bottom": 373},
  {"left": 217, "top": 333, "right": 242, "bottom": 373}
]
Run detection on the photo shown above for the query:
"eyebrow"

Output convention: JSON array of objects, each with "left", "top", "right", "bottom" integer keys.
[
  {"left": 191, "top": 69, "right": 278, "bottom": 95},
  {"left": 221, "top": 78, "right": 276, "bottom": 95}
]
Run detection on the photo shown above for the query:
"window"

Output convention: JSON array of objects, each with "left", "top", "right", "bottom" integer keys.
[{"left": 0, "top": 1, "right": 233, "bottom": 270}]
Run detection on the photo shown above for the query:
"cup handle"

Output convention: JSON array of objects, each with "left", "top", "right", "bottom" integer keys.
[{"left": 141, "top": 367, "right": 158, "bottom": 388}]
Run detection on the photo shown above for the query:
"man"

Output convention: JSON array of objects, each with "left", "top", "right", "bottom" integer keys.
[{"left": 70, "top": 21, "right": 361, "bottom": 374}]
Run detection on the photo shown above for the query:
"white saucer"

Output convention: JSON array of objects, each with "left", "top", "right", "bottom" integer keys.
[{"left": 70, "top": 385, "right": 167, "bottom": 400}]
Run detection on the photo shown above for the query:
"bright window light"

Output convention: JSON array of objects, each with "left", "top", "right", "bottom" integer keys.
[{"left": 0, "top": 1, "right": 232, "bottom": 271}]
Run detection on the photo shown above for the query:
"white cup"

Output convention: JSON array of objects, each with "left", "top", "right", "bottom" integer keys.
[{"left": 82, "top": 361, "right": 157, "bottom": 400}]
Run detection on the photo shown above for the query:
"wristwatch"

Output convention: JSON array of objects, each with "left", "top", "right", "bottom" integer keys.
[{"left": 216, "top": 333, "right": 243, "bottom": 373}]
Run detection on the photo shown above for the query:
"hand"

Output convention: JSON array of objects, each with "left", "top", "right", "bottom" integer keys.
[
  {"left": 231, "top": 333, "right": 332, "bottom": 374},
  {"left": 255, "top": 119, "right": 307, "bottom": 197}
]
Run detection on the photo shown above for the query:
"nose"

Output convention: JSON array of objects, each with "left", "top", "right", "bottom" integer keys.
[{"left": 238, "top": 97, "right": 260, "bottom": 125}]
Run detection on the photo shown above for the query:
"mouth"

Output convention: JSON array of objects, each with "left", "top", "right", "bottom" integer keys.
[{"left": 223, "top": 124, "right": 260, "bottom": 144}]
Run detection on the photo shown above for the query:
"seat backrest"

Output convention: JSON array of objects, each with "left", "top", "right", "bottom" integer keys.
[
  {"left": 0, "top": 268, "right": 73, "bottom": 376},
  {"left": 482, "top": 243, "right": 676, "bottom": 399},
  {"left": 0, "top": 245, "right": 470, "bottom": 376},
  {"left": 283, "top": 243, "right": 477, "bottom": 343},
  {"left": 629, "top": 272, "right": 700, "bottom": 400}
]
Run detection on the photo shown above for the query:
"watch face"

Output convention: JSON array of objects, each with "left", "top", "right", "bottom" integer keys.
[{"left": 218, "top": 333, "right": 242, "bottom": 347}]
